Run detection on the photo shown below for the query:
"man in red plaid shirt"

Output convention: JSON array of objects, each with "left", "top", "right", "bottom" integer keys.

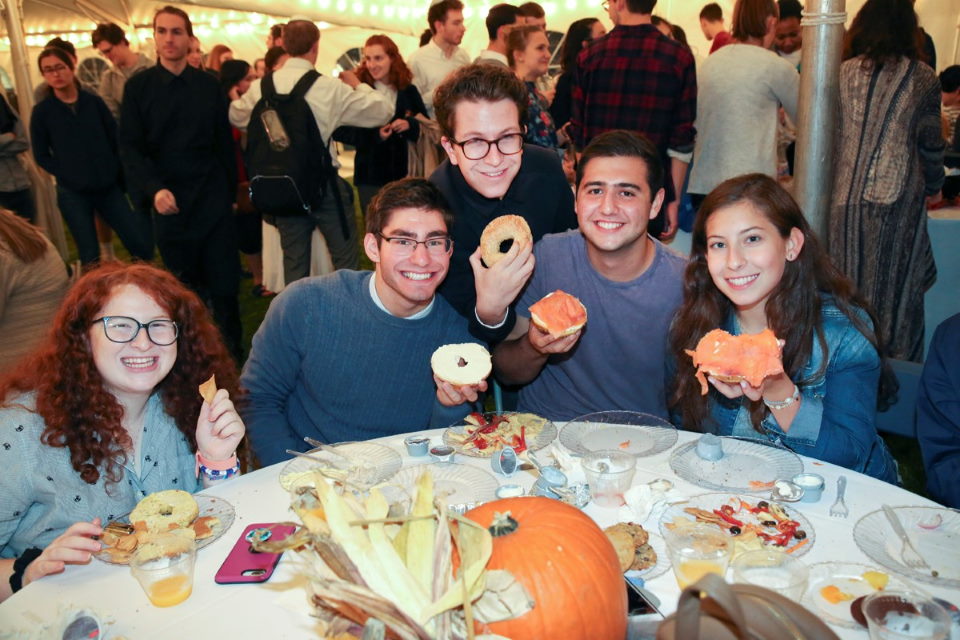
[{"left": 568, "top": 0, "right": 696, "bottom": 241}]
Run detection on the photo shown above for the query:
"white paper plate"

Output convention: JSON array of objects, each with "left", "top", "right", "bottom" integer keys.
[
  {"left": 803, "top": 562, "right": 921, "bottom": 629},
  {"left": 378, "top": 463, "right": 499, "bottom": 512},
  {"left": 95, "top": 495, "right": 235, "bottom": 565},
  {"left": 560, "top": 411, "right": 678, "bottom": 457},
  {"left": 854, "top": 506, "right": 960, "bottom": 588},
  {"left": 669, "top": 436, "right": 803, "bottom": 493},
  {"left": 279, "top": 442, "right": 402, "bottom": 491},
  {"left": 659, "top": 493, "right": 815, "bottom": 557}
]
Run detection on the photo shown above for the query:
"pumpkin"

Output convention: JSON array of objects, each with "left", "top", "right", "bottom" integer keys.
[
  {"left": 463, "top": 497, "right": 627, "bottom": 640},
  {"left": 685, "top": 328, "right": 783, "bottom": 394}
]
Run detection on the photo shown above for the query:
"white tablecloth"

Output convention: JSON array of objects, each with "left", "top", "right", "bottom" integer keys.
[{"left": 1, "top": 429, "right": 956, "bottom": 639}]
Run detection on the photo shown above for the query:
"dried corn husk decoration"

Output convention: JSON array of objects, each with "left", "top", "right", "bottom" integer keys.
[{"left": 263, "top": 469, "right": 522, "bottom": 639}]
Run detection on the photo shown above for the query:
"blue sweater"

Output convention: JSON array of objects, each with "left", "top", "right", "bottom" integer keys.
[
  {"left": 240, "top": 271, "right": 478, "bottom": 466},
  {"left": 917, "top": 313, "right": 960, "bottom": 508}
]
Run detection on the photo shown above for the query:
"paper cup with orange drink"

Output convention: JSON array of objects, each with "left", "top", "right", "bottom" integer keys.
[
  {"left": 129, "top": 534, "right": 197, "bottom": 607},
  {"left": 663, "top": 523, "right": 733, "bottom": 589}
]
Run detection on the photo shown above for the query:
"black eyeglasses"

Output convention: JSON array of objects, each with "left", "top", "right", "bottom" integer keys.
[
  {"left": 92, "top": 316, "right": 179, "bottom": 346},
  {"left": 375, "top": 233, "right": 453, "bottom": 256},
  {"left": 451, "top": 133, "right": 524, "bottom": 160}
]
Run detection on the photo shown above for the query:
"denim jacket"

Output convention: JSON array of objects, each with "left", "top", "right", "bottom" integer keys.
[{"left": 708, "top": 298, "right": 898, "bottom": 484}]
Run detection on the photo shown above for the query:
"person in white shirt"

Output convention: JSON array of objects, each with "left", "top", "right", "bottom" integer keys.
[
  {"left": 229, "top": 19, "right": 393, "bottom": 282},
  {"left": 475, "top": 4, "right": 522, "bottom": 68},
  {"left": 407, "top": 0, "right": 470, "bottom": 118}
]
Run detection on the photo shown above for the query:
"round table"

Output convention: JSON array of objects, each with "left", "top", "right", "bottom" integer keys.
[{"left": 1, "top": 428, "right": 955, "bottom": 639}]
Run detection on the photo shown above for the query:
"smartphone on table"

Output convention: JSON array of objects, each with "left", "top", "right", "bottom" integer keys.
[{"left": 215, "top": 522, "right": 296, "bottom": 584}]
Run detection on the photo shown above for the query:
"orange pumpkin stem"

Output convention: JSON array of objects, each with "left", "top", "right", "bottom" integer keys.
[{"left": 489, "top": 511, "right": 519, "bottom": 537}]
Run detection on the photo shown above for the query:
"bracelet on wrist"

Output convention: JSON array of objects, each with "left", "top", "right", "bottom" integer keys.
[
  {"left": 198, "top": 463, "right": 240, "bottom": 480},
  {"left": 9, "top": 547, "right": 42, "bottom": 593},
  {"left": 195, "top": 452, "right": 238, "bottom": 479},
  {"left": 763, "top": 384, "right": 800, "bottom": 410}
]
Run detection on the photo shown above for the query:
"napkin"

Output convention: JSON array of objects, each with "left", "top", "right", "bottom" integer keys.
[
  {"left": 546, "top": 443, "right": 586, "bottom": 484},
  {"left": 618, "top": 481, "right": 682, "bottom": 525}
]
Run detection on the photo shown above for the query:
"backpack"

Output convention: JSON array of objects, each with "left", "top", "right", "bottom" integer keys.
[{"left": 246, "top": 70, "right": 337, "bottom": 217}]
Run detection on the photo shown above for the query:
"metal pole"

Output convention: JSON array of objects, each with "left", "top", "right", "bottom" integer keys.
[
  {"left": 1, "top": 0, "right": 37, "bottom": 126},
  {"left": 793, "top": 0, "right": 846, "bottom": 239}
]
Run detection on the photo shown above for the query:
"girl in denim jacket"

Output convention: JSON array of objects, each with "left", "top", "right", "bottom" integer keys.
[{"left": 670, "top": 173, "right": 898, "bottom": 483}]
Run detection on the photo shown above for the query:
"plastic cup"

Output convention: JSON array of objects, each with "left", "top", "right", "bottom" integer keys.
[
  {"left": 731, "top": 549, "right": 809, "bottom": 599},
  {"left": 663, "top": 524, "right": 733, "bottom": 589},
  {"left": 582, "top": 449, "right": 637, "bottom": 507},
  {"left": 862, "top": 591, "right": 951, "bottom": 640},
  {"left": 129, "top": 536, "right": 197, "bottom": 607}
]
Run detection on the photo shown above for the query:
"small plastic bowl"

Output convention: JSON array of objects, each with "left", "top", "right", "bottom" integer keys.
[{"left": 770, "top": 479, "right": 804, "bottom": 502}]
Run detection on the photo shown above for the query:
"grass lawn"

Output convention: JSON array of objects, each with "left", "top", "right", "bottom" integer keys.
[{"left": 61, "top": 183, "right": 931, "bottom": 500}]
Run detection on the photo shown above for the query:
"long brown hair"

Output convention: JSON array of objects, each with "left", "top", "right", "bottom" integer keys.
[
  {"left": 842, "top": 0, "right": 922, "bottom": 64},
  {"left": 357, "top": 35, "right": 413, "bottom": 90},
  {"left": 0, "top": 262, "right": 240, "bottom": 486},
  {"left": 0, "top": 208, "right": 49, "bottom": 263},
  {"left": 669, "top": 174, "right": 896, "bottom": 432}
]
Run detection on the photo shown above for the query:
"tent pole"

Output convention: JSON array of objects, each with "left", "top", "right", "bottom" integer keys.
[
  {"left": 2, "top": 0, "right": 36, "bottom": 125},
  {"left": 792, "top": 0, "right": 846, "bottom": 239}
]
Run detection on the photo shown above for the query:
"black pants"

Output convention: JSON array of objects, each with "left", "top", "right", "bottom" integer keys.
[{"left": 155, "top": 209, "right": 242, "bottom": 361}]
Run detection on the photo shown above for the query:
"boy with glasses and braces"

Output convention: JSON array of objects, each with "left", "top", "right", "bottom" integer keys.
[
  {"left": 240, "top": 178, "right": 486, "bottom": 466},
  {"left": 430, "top": 64, "right": 577, "bottom": 345}
]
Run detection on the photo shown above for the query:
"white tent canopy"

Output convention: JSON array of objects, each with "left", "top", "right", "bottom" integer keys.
[{"left": 2, "top": 0, "right": 956, "bottom": 93}]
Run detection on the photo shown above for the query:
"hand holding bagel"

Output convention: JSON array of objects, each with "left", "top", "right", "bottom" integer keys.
[
  {"left": 431, "top": 343, "right": 491, "bottom": 407},
  {"left": 472, "top": 215, "right": 536, "bottom": 326}
]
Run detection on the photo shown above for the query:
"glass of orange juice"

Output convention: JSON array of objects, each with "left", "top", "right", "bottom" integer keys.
[
  {"left": 129, "top": 535, "right": 197, "bottom": 607},
  {"left": 663, "top": 524, "right": 732, "bottom": 589}
]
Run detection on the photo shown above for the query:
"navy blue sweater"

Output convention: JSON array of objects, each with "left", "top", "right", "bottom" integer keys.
[{"left": 30, "top": 89, "right": 122, "bottom": 192}]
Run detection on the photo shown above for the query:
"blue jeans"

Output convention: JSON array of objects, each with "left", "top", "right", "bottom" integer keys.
[{"left": 56, "top": 184, "right": 153, "bottom": 264}]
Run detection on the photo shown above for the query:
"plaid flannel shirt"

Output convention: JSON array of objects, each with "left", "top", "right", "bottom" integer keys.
[{"left": 570, "top": 24, "right": 697, "bottom": 177}]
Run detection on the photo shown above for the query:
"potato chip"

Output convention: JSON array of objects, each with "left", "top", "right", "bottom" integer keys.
[{"left": 199, "top": 374, "right": 217, "bottom": 404}]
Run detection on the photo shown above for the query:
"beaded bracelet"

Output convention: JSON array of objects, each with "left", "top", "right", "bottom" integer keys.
[
  {"left": 763, "top": 384, "right": 800, "bottom": 410},
  {"left": 195, "top": 452, "right": 238, "bottom": 479},
  {"left": 198, "top": 463, "right": 240, "bottom": 480}
]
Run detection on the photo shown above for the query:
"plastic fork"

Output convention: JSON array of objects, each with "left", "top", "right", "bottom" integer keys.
[
  {"left": 829, "top": 475, "right": 849, "bottom": 518},
  {"left": 882, "top": 504, "right": 933, "bottom": 573}
]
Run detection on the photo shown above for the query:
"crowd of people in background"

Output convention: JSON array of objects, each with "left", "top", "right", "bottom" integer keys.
[{"left": 0, "top": 0, "right": 959, "bottom": 593}]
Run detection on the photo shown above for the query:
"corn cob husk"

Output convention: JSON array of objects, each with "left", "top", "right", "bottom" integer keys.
[{"left": 282, "top": 469, "right": 520, "bottom": 639}]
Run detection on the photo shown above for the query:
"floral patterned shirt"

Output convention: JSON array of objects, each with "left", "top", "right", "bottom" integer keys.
[{"left": 523, "top": 81, "right": 559, "bottom": 150}]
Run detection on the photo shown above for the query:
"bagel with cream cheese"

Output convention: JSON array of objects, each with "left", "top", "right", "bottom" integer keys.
[
  {"left": 431, "top": 343, "right": 492, "bottom": 386},
  {"left": 480, "top": 215, "right": 532, "bottom": 267}
]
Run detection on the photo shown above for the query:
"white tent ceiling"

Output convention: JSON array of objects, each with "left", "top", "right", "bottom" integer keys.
[{"left": 0, "top": 0, "right": 957, "bottom": 92}]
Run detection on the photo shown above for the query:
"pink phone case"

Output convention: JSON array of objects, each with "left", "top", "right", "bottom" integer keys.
[{"left": 214, "top": 522, "right": 296, "bottom": 584}]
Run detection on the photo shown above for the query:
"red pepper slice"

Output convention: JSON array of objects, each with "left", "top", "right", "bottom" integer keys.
[
  {"left": 777, "top": 521, "right": 799, "bottom": 534},
  {"left": 469, "top": 412, "right": 487, "bottom": 427},
  {"left": 713, "top": 508, "right": 744, "bottom": 527},
  {"left": 516, "top": 425, "right": 527, "bottom": 453}
]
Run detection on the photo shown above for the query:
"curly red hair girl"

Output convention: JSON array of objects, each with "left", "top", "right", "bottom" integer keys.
[{"left": 0, "top": 262, "right": 240, "bottom": 486}]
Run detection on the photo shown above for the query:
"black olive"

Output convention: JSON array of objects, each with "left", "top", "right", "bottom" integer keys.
[
  {"left": 762, "top": 520, "right": 777, "bottom": 527},
  {"left": 794, "top": 529, "right": 807, "bottom": 540},
  {"left": 757, "top": 501, "right": 769, "bottom": 509},
  {"left": 729, "top": 526, "right": 742, "bottom": 535}
]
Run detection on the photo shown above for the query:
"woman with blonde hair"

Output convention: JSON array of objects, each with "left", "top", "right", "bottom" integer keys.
[
  {"left": 508, "top": 25, "right": 560, "bottom": 150},
  {"left": 206, "top": 44, "right": 233, "bottom": 74},
  {"left": 0, "top": 209, "right": 68, "bottom": 374}
]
